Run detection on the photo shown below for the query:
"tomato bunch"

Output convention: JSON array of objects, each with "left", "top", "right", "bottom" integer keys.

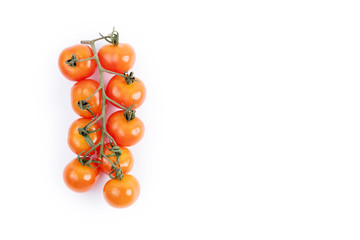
[{"left": 58, "top": 29, "right": 145, "bottom": 208}]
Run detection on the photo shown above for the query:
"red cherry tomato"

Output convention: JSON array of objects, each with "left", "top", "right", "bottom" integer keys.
[
  {"left": 98, "top": 44, "right": 135, "bottom": 74},
  {"left": 63, "top": 158, "right": 99, "bottom": 193},
  {"left": 58, "top": 44, "right": 97, "bottom": 81},
  {"left": 106, "top": 111, "right": 144, "bottom": 147},
  {"left": 106, "top": 75, "right": 146, "bottom": 109},
  {"left": 68, "top": 118, "right": 102, "bottom": 154},
  {"left": 103, "top": 175, "right": 140, "bottom": 208},
  {"left": 99, "top": 144, "right": 134, "bottom": 176},
  {"left": 71, "top": 79, "right": 103, "bottom": 118}
]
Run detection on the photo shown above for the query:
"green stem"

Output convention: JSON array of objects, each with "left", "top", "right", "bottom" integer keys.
[
  {"left": 83, "top": 86, "right": 101, "bottom": 102},
  {"left": 104, "top": 130, "right": 117, "bottom": 145},
  {"left": 84, "top": 115, "right": 102, "bottom": 129},
  {"left": 88, "top": 41, "right": 106, "bottom": 164},
  {"left": 78, "top": 142, "right": 101, "bottom": 166},
  {"left": 81, "top": 37, "right": 107, "bottom": 45},
  {"left": 76, "top": 56, "right": 95, "bottom": 63},
  {"left": 105, "top": 96, "right": 127, "bottom": 110},
  {"left": 80, "top": 37, "right": 124, "bottom": 180},
  {"left": 102, "top": 68, "right": 126, "bottom": 78}
]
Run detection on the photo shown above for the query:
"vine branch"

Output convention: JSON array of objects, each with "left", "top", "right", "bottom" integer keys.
[{"left": 73, "top": 30, "right": 132, "bottom": 180}]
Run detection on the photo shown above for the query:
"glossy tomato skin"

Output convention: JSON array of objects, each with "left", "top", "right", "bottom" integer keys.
[
  {"left": 71, "top": 79, "right": 103, "bottom": 118},
  {"left": 100, "top": 144, "right": 134, "bottom": 176},
  {"left": 106, "top": 111, "right": 144, "bottom": 147},
  {"left": 58, "top": 44, "right": 97, "bottom": 81},
  {"left": 103, "top": 175, "right": 140, "bottom": 208},
  {"left": 106, "top": 75, "right": 146, "bottom": 109},
  {"left": 63, "top": 159, "right": 99, "bottom": 193},
  {"left": 68, "top": 118, "right": 101, "bottom": 154},
  {"left": 98, "top": 44, "right": 135, "bottom": 74}
]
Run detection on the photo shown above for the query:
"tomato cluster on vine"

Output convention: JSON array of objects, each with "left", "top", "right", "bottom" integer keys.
[{"left": 58, "top": 29, "right": 146, "bottom": 208}]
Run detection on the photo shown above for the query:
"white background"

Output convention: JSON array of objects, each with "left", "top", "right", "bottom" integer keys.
[{"left": 0, "top": 0, "right": 360, "bottom": 239}]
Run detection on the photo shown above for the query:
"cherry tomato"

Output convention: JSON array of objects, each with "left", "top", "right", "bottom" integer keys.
[
  {"left": 98, "top": 44, "right": 135, "bottom": 74},
  {"left": 100, "top": 143, "right": 134, "bottom": 176},
  {"left": 68, "top": 118, "right": 101, "bottom": 154},
  {"left": 103, "top": 174, "right": 140, "bottom": 208},
  {"left": 106, "top": 111, "right": 144, "bottom": 147},
  {"left": 58, "top": 44, "right": 97, "bottom": 81},
  {"left": 63, "top": 158, "right": 99, "bottom": 193},
  {"left": 106, "top": 75, "right": 146, "bottom": 109},
  {"left": 71, "top": 79, "right": 103, "bottom": 118}
]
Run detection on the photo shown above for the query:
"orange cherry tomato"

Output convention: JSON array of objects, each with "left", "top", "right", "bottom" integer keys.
[
  {"left": 103, "top": 174, "right": 140, "bottom": 208},
  {"left": 68, "top": 118, "right": 101, "bottom": 154},
  {"left": 63, "top": 158, "right": 99, "bottom": 193},
  {"left": 99, "top": 143, "right": 134, "bottom": 176},
  {"left": 98, "top": 44, "right": 135, "bottom": 74},
  {"left": 58, "top": 44, "right": 97, "bottom": 81},
  {"left": 106, "top": 75, "right": 146, "bottom": 109},
  {"left": 71, "top": 79, "right": 103, "bottom": 118},
  {"left": 106, "top": 111, "right": 144, "bottom": 147}
]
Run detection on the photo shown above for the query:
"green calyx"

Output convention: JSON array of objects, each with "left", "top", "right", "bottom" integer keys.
[
  {"left": 65, "top": 54, "right": 78, "bottom": 67},
  {"left": 77, "top": 154, "right": 102, "bottom": 168},
  {"left": 124, "top": 106, "right": 136, "bottom": 122},
  {"left": 77, "top": 100, "right": 91, "bottom": 110},
  {"left": 124, "top": 72, "right": 136, "bottom": 85},
  {"left": 77, "top": 100, "right": 95, "bottom": 118},
  {"left": 106, "top": 143, "right": 124, "bottom": 180},
  {"left": 99, "top": 27, "right": 119, "bottom": 46}
]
